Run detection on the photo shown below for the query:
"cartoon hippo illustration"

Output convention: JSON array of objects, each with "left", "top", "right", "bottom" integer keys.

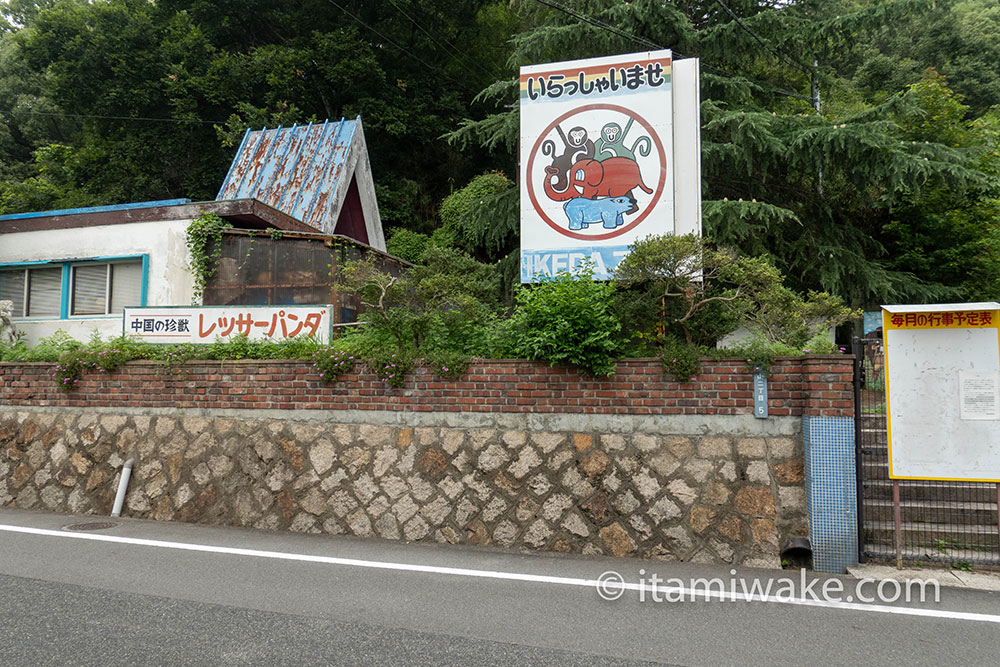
[{"left": 562, "top": 196, "right": 634, "bottom": 230}]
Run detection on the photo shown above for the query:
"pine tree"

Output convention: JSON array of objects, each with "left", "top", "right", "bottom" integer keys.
[{"left": 448, "top": 0, "right": 1000, "bottom": 309}]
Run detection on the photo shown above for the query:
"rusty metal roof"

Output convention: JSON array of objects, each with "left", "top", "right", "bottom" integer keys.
[{"left": 216, "top": 118, "right": 360, "bottom": 232}]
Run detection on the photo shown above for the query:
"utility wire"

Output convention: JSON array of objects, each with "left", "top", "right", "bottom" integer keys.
[
  {"left": 533, "top": 0, "right": 664, "bottom": 51},
  {"left": 532, "top": 0, "right": 810, "bottom": 102},
  {"left": 325, "top": 0, "right": 476, "bottom": 92},
  {"left": 711, "top": 0, "right": 812, "bottom": 74},
  {"left": 6, "top": 109, "right": 229, "bottom": 125},
  {"left": 385, "top": 0, "right": 496, "bottom": 83}
]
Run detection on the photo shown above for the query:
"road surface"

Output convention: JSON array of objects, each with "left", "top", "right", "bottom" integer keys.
[{"left": 1, "top": 508, "right": 998, "bottom": 666}]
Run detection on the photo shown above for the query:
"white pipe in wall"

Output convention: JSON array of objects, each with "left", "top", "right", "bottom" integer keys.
[{"left": 110, "top": 458, "right": 135, "bottom": 518}]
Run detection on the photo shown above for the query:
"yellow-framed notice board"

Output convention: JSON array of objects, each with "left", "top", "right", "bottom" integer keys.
[{"left": 882, "top": 303, "right": 1000, "bottom": 482}]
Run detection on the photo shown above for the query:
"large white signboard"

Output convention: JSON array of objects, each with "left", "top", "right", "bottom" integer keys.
[
  {"left": 519, "top": 51, "right": 700, "bottom": 281},
  {"left": 883, "top": 303, "right": 1000, "bottom": 482},
  {"left": 124, "top": 306, "right": 333, "bottom": 344}
]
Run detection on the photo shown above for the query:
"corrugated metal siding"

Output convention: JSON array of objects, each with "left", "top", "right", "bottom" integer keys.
[
  {"left": 216, "top": 119, "right": 358, "bottom": 232},
  {"left": 202, "top": 232, "right": 408, "bottom": 323}
]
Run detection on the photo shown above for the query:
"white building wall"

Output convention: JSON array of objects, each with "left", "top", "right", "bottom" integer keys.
[{"left": 0, "top": 219, "right": 195, "bottom": 345}]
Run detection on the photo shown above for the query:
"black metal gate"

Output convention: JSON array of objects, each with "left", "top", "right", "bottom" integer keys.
[{"left": 853, "top": 336, "right": 1000, "bottom": 567}]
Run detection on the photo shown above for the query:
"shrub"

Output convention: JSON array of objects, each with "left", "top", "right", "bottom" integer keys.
[
  {"left": 425, "top": 348, "right": 471, "bottom": 379},
  {"left": 439, "top": 171, "right": 512, "bottom": 253},
  {"left": 661, "top": 337, "right": 703, "bottom": 383},
  {"left": 506, "top": 265, "right": 622, "bottom": 376},
  {"left": 385, "top": 228, "right": 431, "bottom": 264},
  {"left": 311, "top": 346, "right": 356, "bottom": 383},
  {"left": 364, "top": 347, "right": 414, "bottom": 388}
]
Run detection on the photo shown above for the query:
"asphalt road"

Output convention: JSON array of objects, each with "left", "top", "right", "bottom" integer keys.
[{"left": 1, "top": 508, "right": 999, "bottom": 666}]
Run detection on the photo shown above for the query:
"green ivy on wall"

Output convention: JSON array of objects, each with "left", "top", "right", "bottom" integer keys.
[{"left": 184, "top": 211, "right": 228, "bottom": 303}]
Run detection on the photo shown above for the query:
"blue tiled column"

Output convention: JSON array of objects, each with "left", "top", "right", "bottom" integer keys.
[{"left": 803, "top": 416, "right": 858, "bottom": 573}]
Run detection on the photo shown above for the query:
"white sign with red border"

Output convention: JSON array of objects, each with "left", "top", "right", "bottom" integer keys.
[
  {"left": 123, "top": 306, "right": 333, "bottom": 344},
  {"left": 519, "top": 50, "right": 700, "bottom": 282}
]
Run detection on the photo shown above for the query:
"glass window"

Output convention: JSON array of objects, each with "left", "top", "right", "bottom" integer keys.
[
  {"left": 26, "top": 267, "right": 62, "bottom": 317},
  {"left": 72, "top": 264, "right": 108, "bottom": 315},
  {"left": 3, "top": 258, "right": 143, "bottom": 318},
  {"left": 0, "top": 269, "right": 26, "bottom": 317},
  {"left": 72, "top": 261, "right": 143, "bottom": 316},
  {"left": 110, "top": 262, "right": 142, "bottom": 313}
]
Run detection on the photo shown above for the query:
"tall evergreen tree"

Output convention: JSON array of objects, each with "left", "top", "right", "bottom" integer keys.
[
  {"left": 0, "top": 0, "right": 518, "bottom": 229},
  {"left": 449, "top": 0, "right": 1000, "bottom": 309}
]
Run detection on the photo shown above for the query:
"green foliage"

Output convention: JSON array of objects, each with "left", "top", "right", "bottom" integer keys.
[
  {"left": 10, "top": 330, "right": 82, "bottom": 361},
  {"left": 0, "top": 340, "right": 29, "bottom": 362},
  {"left": 339, "top": 244, "right": 500, "bottom": 384},
  {"left": 724, "top": 258, "right": 860, "bottom": 349},
  {"left": 439, "top": 171, "right": 514, "bottom": 257},
  {"left": 201, "top": 332, "right": 265, "bottom": 361},
  {"left": 311, "top": 346, "right": 356, "bottom": 384},
  {"left": 385, "top": 228, "right": 431, "bottom": 264},
  {"left": 613, "top": 234, "right": 855, "bottom": 375},
  {"left": 39, "top": 332, "right": 157, "bottom": 389},
  {"left": 425, "top": 348, "right": 471, "bottom": 379},
  {"left": 184, "top": 211, "right": 228, "bottom": 303},
  {"left": 5, "top": 331, "right": 340, "bottom": 391},
  {"left": 660, "top": 337, "right": 702, "bottom": 384},
  {"left": 343, "top": 245, "right": 500, "bottom": 351},
  {"left": 51, "top": 342, "right": 133, "bottom": 389},
  {"left": 712, "top": 337, "right": 803, "bottom": 378},
  {"left": 448, "top": 0, "right": 1000, "bottom": 314},
  {"left": 437, "top": 171, "right": 519, "bottom": 302},
  {"left": 362, "top": 346, "right": 414, "bottom": 388},
  {"left": 0, "top": 0, "right": 517, "bottom": 226},
  {"left": 504, "top": 265, "right": 622, "bottom": 377},
  {"left": 0, "top": 143, "right": 95, "bottom": 215},
  {"left": 613, "top": 234, "right": 763, "bottom": 345}
]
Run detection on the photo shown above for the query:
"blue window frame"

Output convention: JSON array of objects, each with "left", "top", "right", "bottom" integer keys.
[{"left": 0, "top": 254, "right": 149, "bottom": 319}]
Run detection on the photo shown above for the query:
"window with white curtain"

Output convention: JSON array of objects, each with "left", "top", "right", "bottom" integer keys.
[
  {"left": 27, "top": 267, "right": 62, "bottom": 317},
  {"left": 71, "top": 261, "right": 143, "bottom": 316},
  {"left": 0, "top": 269, "right": 26, "bottom": 316},
  {"left": 0, "top": 258, "right": 143, "bottom": 318},
  {"left": 109, "top": 262, "right": 142, "bottom": 314}
]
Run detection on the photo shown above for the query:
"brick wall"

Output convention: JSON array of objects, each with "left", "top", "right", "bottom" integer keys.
[{"left": 0, "top": 356, "right": 853, "bottom": 417}]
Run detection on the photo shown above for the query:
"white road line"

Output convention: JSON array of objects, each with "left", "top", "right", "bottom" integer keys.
[{"left": 2, "top": 523, "right": 999, "bottom": 624}]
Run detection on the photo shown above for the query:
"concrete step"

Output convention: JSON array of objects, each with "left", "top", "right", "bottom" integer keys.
[
  {"left": 861, "top": 544, "right": 1000, "bottom": 567},
  {"left": 864, "top": 520, "right": 1000, "bottom": 550},
  {"left": 862, "top": 499, "right": 999, "bottom": 525},
  {"left": 863, "top": 479, "right": 999, "bottom": 503}
]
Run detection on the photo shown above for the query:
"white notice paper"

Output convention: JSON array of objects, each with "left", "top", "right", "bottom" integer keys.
[{"left": 959, "top": 370, "right": 1000, "bottom": 420}]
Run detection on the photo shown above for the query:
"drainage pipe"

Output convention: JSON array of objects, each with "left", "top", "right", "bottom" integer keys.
[{"left": 110, "top": 458, "right": 135, "bottom": 518}]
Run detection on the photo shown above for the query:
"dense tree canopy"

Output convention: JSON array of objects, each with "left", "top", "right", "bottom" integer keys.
[
  {"left": 447, "top": 1, "right": 1000, "bottom": 312},
  {"left": 2, "top": 0, "right": 999, "bottom": 313},
  {"left": 0, "top": 0, "right": 517, "bottom": 228}
]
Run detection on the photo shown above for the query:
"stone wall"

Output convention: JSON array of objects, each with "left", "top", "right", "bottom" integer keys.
[
  {"left": 0, "top": 357, "right": 852, "bottom": 567},
  {"left": 0, "top": 407, "right": 805, "bottom": 567}
]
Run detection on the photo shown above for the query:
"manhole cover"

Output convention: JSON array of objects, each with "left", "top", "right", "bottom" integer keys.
[{"left": 63, "top": 521, "right": 118, "bottom": 532}]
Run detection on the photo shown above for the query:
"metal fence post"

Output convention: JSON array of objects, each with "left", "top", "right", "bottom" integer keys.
[{"left": 852, "top": 336, "right": 866, "bottom": 563}]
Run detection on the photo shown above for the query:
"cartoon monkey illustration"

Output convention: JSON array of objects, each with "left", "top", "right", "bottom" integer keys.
[
  {"left": 593, "top": 118, "right": 651, "bottom": 162},
  {"left": 541, "top": 125, "right": 595, "bottom": 191}
]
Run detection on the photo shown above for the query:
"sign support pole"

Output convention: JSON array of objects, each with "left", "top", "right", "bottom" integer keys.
[{"left": 893, "top": 479, "right": 903, "bottom": 570}]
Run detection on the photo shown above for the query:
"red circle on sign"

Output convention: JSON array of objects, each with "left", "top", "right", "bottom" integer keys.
[{"left": 526, "top": 103, "right": 667, "bottom": 241}]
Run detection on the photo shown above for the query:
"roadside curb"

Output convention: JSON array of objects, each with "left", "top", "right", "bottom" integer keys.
[{"left": 847, "top": 564, "right": 1000, "bottom": 593}]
